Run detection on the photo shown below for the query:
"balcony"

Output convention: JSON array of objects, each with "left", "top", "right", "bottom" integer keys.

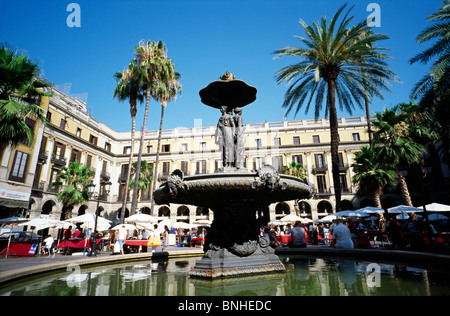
[
  {"left": 100, "top": 170, "right": 110, "bottom": 181},
  {"left": 316, "top": 188, "right": 332, "bottom": 196},
  {"left": 312, "top": 164, "right": 328, "bottom": 174},
  {"left": 38, "top": 150, "right": 48, "bottom": 162},
  {"left": 51, "top": 153, "right": 66, "bottom": 166}
]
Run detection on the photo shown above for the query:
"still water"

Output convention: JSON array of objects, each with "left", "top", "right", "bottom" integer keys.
[{"left": 1, "top": 255, "right": 449, "bottom": 296}]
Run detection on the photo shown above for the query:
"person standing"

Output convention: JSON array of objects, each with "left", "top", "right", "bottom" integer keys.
[
  {"left": 63, "top": 226, "right": 72, "bottom": 255},
  {"left": 332, "top": 218, "right": 354, "bottom": 249},
  {"left": 290, "top": 221, "right": 307, "bottom": 248},
  {"left": 117, "top": 225, "right": 128, "bottom": 255},
  {"left": 161, "top": 225, "right": 170, "bottom": 251}
]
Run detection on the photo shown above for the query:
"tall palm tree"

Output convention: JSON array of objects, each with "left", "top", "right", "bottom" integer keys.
[
  {"left": 113, "top": 59, "right": 144, "bottom": 223},
  {"left": 149, "top": 59, "right": 182, "bottom": 211},
  {"left": 128, "top": 161, "right": 153, "bottom": 203},
  {"left": 352, "top": 145, "right": 397, "bottom": 209},
  {"left": 131, "top": 40, "right": 167, "bottom": 215},
  {"left": 50, "top": 161, "right": 95, "bottom": 220},
  {"left": 283, "top": 161, "right": 307, "bottom": 181},
  {"left": 0, "top": 44, "right": 52, "bottom": 147},
  {"left": 273, "top": 4, "right": 397, "bottom": 211},
  {"left": 410, "top": 0, "right": 450, "bottom": 163},
  {"left": 371, "top": 106, "right": 424, "bottom": 206}
]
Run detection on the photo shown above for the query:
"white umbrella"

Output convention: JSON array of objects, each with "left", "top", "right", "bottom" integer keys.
[
  {"left": 125, "top": 213, "right": 157, "bottom": 224},
  {"left": 18, "top": 218, "right": 68, "bottom": 230},
  {"left": 111, "top": 224, "right": 137, "bottom": 230},
  {"left": 418, "top": 203, "right": 450, "bottom": 212},
  {"left": 314, "top": 215, "right": 337, "bottom": 223},
  {"left": 428, "top": 213, "right": 449, "bottom": 221},
  {"left": 396, "top": 213, "right": 422, "bottom": 220},
  {"left": 334, "top": 210, "right": 369, "bottom": 217},
  {"left": 193, "top": 219, "right": 212, "bottom": 226},
  {"left": 65, "top": 213, "right": 112, "bottom": 228},
  {"left": 268, "top": 220, "right": 283, "bottom": 226},
  {"left": 172, "top": 222, "right": 194, "bottom": 230},
  {"left": 387, "top": 205, "right": 423, "bottom": 214},
  {"left": 356, "top": 206, "right": 384, "bottom": 214},
  {"left": 279, "top": 214, "right": 311, "bottom": 224}
]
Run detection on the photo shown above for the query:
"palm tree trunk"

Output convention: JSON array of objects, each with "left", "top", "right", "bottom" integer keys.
[
  {"left": 149, "top": 103, "right": 165, "bottom": 214},
  {"left": 131, "top": 88, "right": 151, "bottom": 215},
  {"left": 372, "top": 189, "right": 382, "bottom": 209},
  {"left": 327, "top": 80, "right": 342, "bottom": 212},
  {"left": 395, "top": 166, "right": 413, "bottom": 206},
  {"left": 119, "top": 114, "right": 135, "bottom": 224},
  {"left": 365, "top": 96, "right": 373, "bottom": 145}
]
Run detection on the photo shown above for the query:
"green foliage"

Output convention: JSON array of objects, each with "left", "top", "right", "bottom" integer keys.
[{"left": 284, "top": 161, "right": 307, "bottom": 180}]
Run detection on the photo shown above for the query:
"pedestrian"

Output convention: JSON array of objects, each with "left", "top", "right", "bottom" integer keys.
[
  {"left": 63, "top": 225, "right": 72, "bottom": 255},
  {"left": 117, "top": 225, "right": 128, "bottom": 255},
  {"left": 323, "top": 224, "right": 330, "bottom": 245},
  {"left": 290, "top": 221, "right": 307, "bottom": 248},
  {"left": 161, "top": 225, "right": 170, "bottom": 251},
  {"left": 332, "top": 218, "right": 354, "bottom": 249}
]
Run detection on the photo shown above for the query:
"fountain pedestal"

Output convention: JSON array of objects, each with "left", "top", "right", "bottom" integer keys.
[{"left": 153, "top": 73, "right": 314, "bottom": 278}]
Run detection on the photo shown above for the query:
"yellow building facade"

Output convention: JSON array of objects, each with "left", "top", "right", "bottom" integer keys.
[{"left": 20, "top": 88, "right": 371, "bottom": 225}]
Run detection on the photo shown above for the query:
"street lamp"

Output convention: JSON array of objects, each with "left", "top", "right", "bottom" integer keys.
[{"left": 87, "top": 180, "right": 111, "bottom": 256}]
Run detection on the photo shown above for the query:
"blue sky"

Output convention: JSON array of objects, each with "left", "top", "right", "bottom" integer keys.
[{"left": 1, "top": 0, "right": 442, "bottom": 132}]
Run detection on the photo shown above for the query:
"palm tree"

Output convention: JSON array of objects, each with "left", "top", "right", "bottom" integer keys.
[
  {"left": 113, "top": 59, "right": 144, "bottom": 223},
  {"left": 131, "top": 40, "right": 167, "bottom": 215},
  {"left": 50, "top": 161, "right": 95, "bottom": 220},
  {"left": 410, "top": 0, "right": 450, "bottom": 163},
  {"left": 128, "top": 160, "right": 153, "bottom": 202},
  {"left": 149, "top": 59, "right": 182, "bottom": 211},
  {"left": 352, "top": 145, "right": 397, "bottom": 209},
  {"left": 283, "top": 161, "right": 307, "bottom": 181},
  {"left": 273, "top": 4, "right": 397, "bottom": 211},
  {"left": 371, "top": 106, "right": 424, "bottom": 206},
  {"left": 0, "top": 44, "right": 52, "bottom": 147}
]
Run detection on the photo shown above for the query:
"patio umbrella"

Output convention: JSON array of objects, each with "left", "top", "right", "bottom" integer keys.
[
  {"left": 268, "top": 220, "right": 283, "bottom": 226},
  {"left": 172, "top": 222, "right": 195, "bottom": 230},
  {"left": 111, "top": 224, "right": 137, "bottom": 230},
  {"left": 356, "top": 206, "right": 384, "bottom": 214},
  {"left": 65, "top": 213, "right": 112, "bottom": 231},
  {"left": 418, "top": 203, "right": 450, "bottom": 212},
  {"left": 18, "top": 218, "right": 68, "bottom": 231},
  {"left": 334, "top": 210, "right": 369, "bottom": 218},
  {"left": 387, "top": 205, "right": 423, "bottom": 213},
  {"left": 193, "top": 219, "right": 212, "bottom": 226},
  {"left": 125, "top": 213, "right": 157, "bottom": 224},
  {"left": 279, "top": 214, "right": 311, "bottom": 224},
  {"left": 396, "top": 213, "right": 423, "bottom": 220},
  {"left": 427, "top": 213, "right": 449, "bottom": 221},
  {"left": 314, "top": 215, "right": 337, "bottom": 223}
]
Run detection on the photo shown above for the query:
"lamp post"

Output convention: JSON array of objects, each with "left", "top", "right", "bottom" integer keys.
[{"left": 87, "top": 180, "right": 111, "bottom": 257}]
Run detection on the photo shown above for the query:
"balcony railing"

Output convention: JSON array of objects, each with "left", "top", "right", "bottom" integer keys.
[
  {"left": 51, "top": 153, "right": 66, "bottom": 166},
  {"left": 312, "top": 164, "right": 328, "bottom": 174}
]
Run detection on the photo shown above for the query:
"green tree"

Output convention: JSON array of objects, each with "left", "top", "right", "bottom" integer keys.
[
  {"left": 410, "top": 0, "right": 450, "bottom": 163},
  {"left": 131, "top": 40, "right": 168, "bottom": 215},
  {"left": 352, "top": 145, "right": 397, "bottom": 209},
  {"left": 283, "top": 161, "right": 307, "bottom": 181},
  {"left": 371, "top": 106, "right": 424, "bottom": 206},
  {"left": 128, "top": 161, "right": 153, "bottom": 202},
  {"left": 113, "top": 59, "right": 144, "bottom": 223},
  {"left": 0, "top": 44, "right": 52, "bottom": 147},
  {"left": 273, "top": 4, "right": 397, "bottom": 211},
  {"left": 50, "top": 161, "right": 95, "bottom": 219},
  {"left": 149, "top": 59, "right": 182, "bottom": 211}
]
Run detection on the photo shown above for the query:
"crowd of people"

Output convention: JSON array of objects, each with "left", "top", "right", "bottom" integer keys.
[{"left": 261, "top": 212, "right": 450, "bottom": 251}]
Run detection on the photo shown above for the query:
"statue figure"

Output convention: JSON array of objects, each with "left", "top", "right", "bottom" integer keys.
[
  {"left": 215, "top": 105, "right": 235, "bottom": 168},
  {"left": 234, "top": 107, "right": 246, "bottom": 169}
]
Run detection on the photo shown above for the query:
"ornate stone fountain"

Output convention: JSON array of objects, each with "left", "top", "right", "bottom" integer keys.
[{"left": 154, "top": 72, "right": 314, "bottom": 278}]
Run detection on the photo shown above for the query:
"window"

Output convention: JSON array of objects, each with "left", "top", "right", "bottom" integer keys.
[
  {"left": 86, "top": 155, "right": 92, "bottom": 168},
  {"left": 162, "top": 162, "right": 170, "bottom": 175},
  {"left": 316, "top": 175, "right": 327, "bottom": 193},
  {"left": 162, "top": 144, "right": 170, "bottom": 153},
  {"left": 9, "top": 151, "right": 29, "bottom": 182},
  {"left": 105, "top": 142, "right": 111, "bottom": 152},
  {"left": 255, "top": 139, "right": 262, "bottom": 147},
  {"left": 70, "top": 148, "right": 81, "bottom": 163},
  {"left": 200, "top": 142, "right": 207, "bottom": 151},
  {"left": 181, "top": 143, "right": 188, "bottom": 152},
  {"left": 293, "top": 136, "right": 300, "bottom": 145},
  {"left": 53, "top": 142, "right": 66, "bottom": 159},
  {"left": 273, "top": 137, "right": 281, "bottom": 147},
  {"left": 338, "top": 152, "right": 345, "bottom": 167},
  {"left": 312, "top": 135, "right": 320, "bottom": 144},
  {"left": 253, "top": 157, "right": 264, "bottom": 170},
  {"left": 76, "top": 127, "right": 82, "bottom": 138},
  {"left": 196, "top": 160, "right": 207, "bottom": 174},
  {"left": 46, "top": 110, "right": 52, "bottom": 122},
  {"left": 292, "top": 155, "right": 303, "bottom": 165},
  {"left": 352, "top": 133, "right": 361, "bottom": 141},
  {"left": 272, "top": 156, "right": 283, "bottom": 171},
  {"left": 314, "top": 154, "right": 325, "bottom": 168},
  {"left": 146, "top": 145, "right": 153, "bottom": 154},
  {"left": 89, "top": 134, "right": 98, "bottom": 146},
  {"left": 123, "top": 146, "right": 131, "bottom": 154},
  {"left": 180, "top": 161, "right": 189, "bottom": 175},
  {"left": 339, "top": 174, "right": 348, "bottom": 191},
  {"left": 60, "top": 118, "right": 67, "bottom": 130}
]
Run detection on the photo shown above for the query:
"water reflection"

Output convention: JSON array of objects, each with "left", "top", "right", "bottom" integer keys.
[{"left": 1, "top": 256, "right": 449, "bottom": 296}]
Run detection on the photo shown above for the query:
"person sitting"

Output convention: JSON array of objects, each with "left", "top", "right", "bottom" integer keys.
[
  {"left": 290, "top": 221, "right": 307, "bottom": 248},
  {"left": 42, "top": 234, "right": 54, "bottom": 255}
]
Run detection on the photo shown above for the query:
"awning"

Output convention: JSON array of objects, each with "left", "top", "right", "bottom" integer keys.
[{"left": 0, "top": 198, "right": 29, "bottom": 209}]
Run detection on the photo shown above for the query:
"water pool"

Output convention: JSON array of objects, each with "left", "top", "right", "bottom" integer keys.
[{"left": 1, "top": 255, "right": 449, "bottom": 296}]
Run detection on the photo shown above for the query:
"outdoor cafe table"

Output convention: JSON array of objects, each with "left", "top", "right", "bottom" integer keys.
[
  {"left": 57, "top": 238, "right": 101, "bottom": 249},
  {"left": 276, "top": 235, "right": 292, "bottom": 244},
  {"left": 124, "top": 240, "right": 149, "bottom": 246},
  {"left": 191, "top": 237, "right": 204, "bottom": 247}
]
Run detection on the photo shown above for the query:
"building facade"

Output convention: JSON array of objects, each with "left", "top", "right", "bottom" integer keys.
[{"left": 2, "top": 88, "right": 375, "bottom": 226}]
